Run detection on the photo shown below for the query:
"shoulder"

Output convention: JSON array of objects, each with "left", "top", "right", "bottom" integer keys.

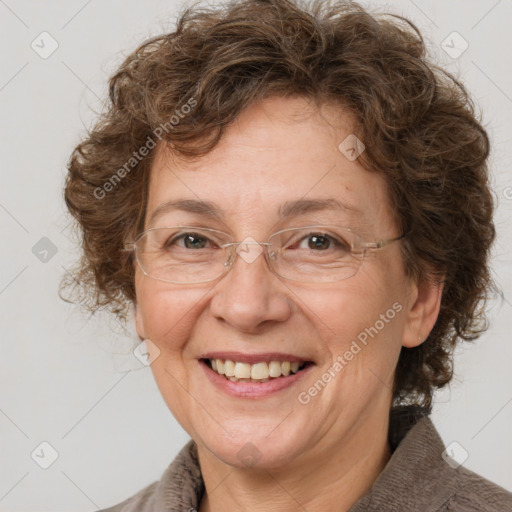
[
  {"left": 415, "top": 415, "right": 512, "bottom": 511},
  {"left": 97, "top": 439, "right": 203, "bottom": 512},
  {"left": 97, "top": 481, "right": 159, "bottom": 512},
  {"left": 397, "top": 415, "right": 512, "bottom": 511},
  {"left": 439, "top": 464, "right": 512, "bottom": 511},
  {"left": 350, "top": 408, "right": 512, "bottom": 512},
  {"left": 401, "top": 415, "right": 512, "bottom": 511}
]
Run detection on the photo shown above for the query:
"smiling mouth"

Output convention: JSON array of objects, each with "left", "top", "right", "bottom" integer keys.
[{"left": 201, "top": 358, "right": 313, "bottom": 383}]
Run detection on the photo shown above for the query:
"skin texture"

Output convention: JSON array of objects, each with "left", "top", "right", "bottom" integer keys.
[{"left": 134, "top": 96, "right": 443, "bottom": 512}]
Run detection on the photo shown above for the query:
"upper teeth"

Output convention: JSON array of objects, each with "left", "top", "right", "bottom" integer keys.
[{"left": 210, "top": 359, "right": 303, "bottom": 379}]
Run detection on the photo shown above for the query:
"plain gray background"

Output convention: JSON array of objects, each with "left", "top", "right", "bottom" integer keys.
[{"left": 1, "top": 0, "right": 511, "bottom": 510}]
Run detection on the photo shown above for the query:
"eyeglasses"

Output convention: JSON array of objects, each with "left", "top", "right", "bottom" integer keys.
[{"left": 124, "top": 225, "right": 406, "bottom": 284}]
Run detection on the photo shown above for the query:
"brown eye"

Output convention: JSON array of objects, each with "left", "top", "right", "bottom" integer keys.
[
  {"left": 307, "top": 234, "right": 331, "bottom": 250},
  {"left": 293, "top": 232, "right": 350, "bottom": 253}
]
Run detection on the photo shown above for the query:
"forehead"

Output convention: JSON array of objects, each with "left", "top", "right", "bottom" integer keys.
[{"left": 145, "top": 96, "right": 396, "bottom": 235}]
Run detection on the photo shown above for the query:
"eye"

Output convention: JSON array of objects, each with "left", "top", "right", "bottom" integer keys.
[
  {"left": 293, "top": 232, "right": 350, "bottom": 252},
  {"left": 165, "top": 232, "right": 216, "bottom": 250},
  {"left": 301, "top": 233, "right": 331, "bottom": 251}
]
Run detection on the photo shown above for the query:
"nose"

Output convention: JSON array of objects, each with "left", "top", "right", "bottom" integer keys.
[{"left": 209, "top": 242, "right": 292, "bottom": 333}]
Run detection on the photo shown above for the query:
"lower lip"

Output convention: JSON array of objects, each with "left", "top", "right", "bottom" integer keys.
[{"left": 199, "top": 360, "right": 314, "bottom": 399}]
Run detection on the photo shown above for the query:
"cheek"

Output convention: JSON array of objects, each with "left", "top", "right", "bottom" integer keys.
[
  {"left": 302, "top": 270, "right": 406, "bottom": 371},
  {"left": 134, "top": 278, "right": 207, "bottom": 429},
  {"left": 134, "top": 275, "right": 204, "bottom": 354}
]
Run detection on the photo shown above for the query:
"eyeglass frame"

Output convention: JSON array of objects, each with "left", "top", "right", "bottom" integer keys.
[{"left": 123, "top": 225, "right": 408, "bottom": 285}]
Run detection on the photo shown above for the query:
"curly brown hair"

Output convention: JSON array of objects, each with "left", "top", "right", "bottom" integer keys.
[{"left": 62, "top": 0, "right": 496, "bottom": 409}]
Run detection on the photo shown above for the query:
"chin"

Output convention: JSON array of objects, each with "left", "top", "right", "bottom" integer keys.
[{"left": 197, "top": 428, "right": 306, "bottom": 470}]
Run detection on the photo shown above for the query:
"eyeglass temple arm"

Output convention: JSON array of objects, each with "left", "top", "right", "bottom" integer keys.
[{"left": 364, "top": 232, "right": 407, "bottom": 250}]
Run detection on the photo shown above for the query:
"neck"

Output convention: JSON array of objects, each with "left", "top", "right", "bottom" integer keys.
[{"left": 197, "top": 406, "right": 392, "bottom": 512}]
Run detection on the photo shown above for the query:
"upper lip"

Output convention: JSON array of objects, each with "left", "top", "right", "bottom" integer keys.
[{"left": 199, "top": 352, "right": 314, "bottom": 364}]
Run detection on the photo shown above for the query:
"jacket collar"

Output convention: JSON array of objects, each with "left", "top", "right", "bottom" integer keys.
[{"left": 145, "top": 404, "right": 455, "bottom": 511}]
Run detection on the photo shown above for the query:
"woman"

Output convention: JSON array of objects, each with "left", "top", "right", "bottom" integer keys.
[{"left": 62, "top": 0, "right": 512, "bottom": 510}]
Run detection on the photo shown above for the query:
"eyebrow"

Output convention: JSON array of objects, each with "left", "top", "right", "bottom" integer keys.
[{"left": 148, "top": 198, "right": 363, "bottom": 225}]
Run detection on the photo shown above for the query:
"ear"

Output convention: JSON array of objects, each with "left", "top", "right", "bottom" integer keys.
[
  {"left": 402, "top": 275, "right": 444, "bottom": 348},
  {"left": 134, "top": 302, "right": 146, "bottom": 340}
]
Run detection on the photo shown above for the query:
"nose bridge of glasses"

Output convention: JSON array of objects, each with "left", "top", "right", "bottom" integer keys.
[{"left": 222, "top": 240, "right": 276, "bottom": 269}]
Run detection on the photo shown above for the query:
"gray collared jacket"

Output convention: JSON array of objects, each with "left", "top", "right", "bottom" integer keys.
[{"left": 99, "top": 406, "right": 512, "bottom": 511}]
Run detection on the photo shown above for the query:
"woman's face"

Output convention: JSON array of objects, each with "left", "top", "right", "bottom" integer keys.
[{"left": 134, "top": 96, "right": 431, "bottom": 469}]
